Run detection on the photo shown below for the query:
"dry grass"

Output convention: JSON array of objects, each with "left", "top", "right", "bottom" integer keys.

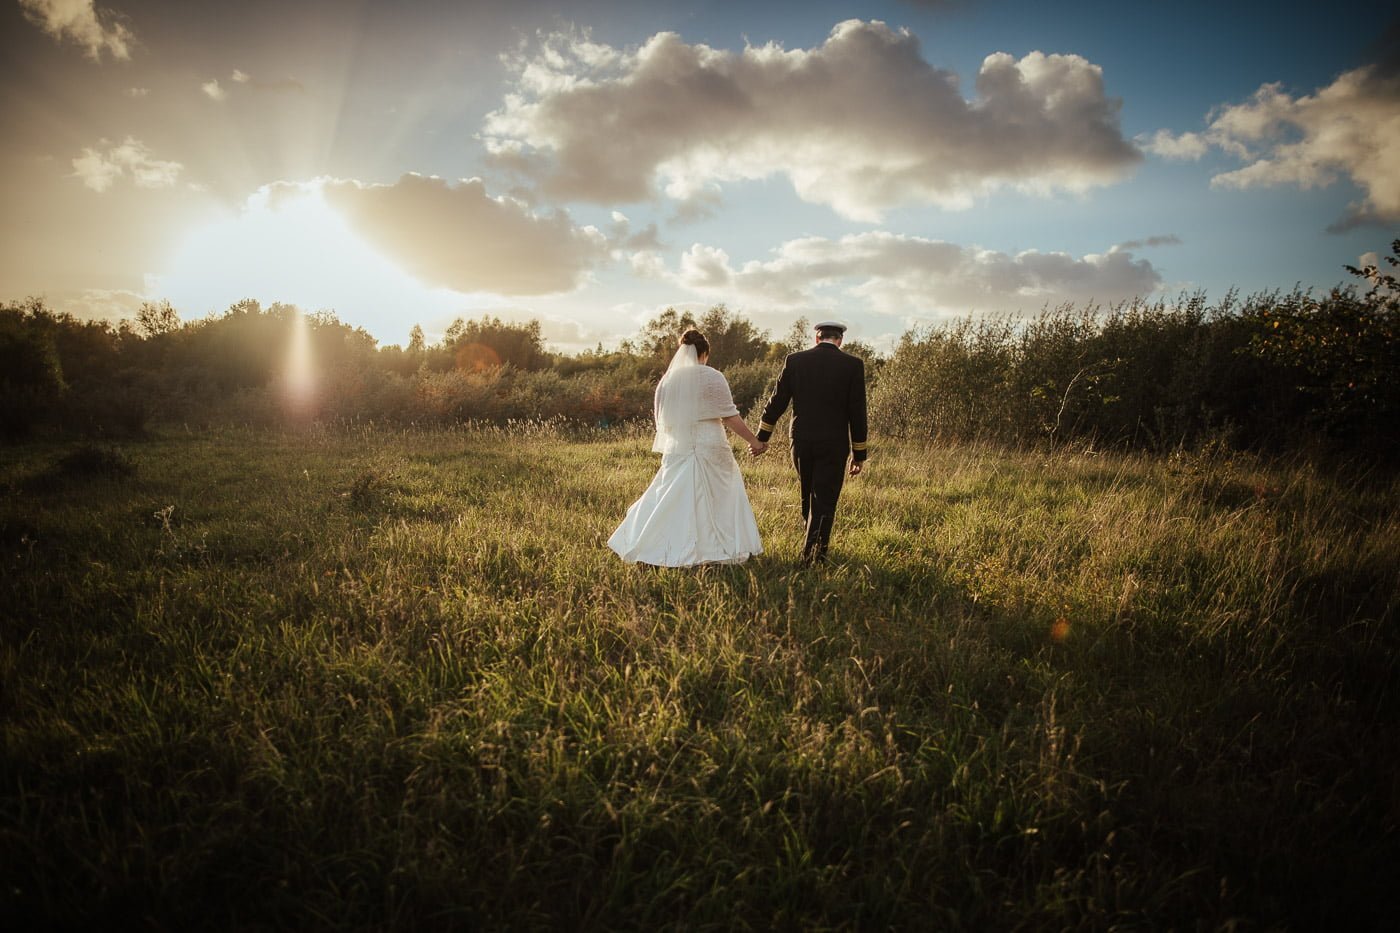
[{"left": 1, "top": 424, "right": 1396, "bottom": 928}]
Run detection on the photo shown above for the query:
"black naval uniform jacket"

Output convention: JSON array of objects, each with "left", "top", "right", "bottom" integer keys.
[{"left": 755, "top": 342, "right": 868, "bottom": 460}]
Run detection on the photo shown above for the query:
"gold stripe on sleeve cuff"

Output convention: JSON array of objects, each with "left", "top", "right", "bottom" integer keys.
[
  {"left": 851, "top": 441, "right": 867, "bottom": 451},
  {"left": 760, "top": 420, "right": 776, "bottom": 433}
]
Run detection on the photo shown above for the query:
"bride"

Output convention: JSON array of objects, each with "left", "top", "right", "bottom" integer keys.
[{"left": 608, "top": 329, "right": 767, "bottom": 567}]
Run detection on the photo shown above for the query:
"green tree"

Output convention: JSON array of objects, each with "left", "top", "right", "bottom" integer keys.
[
  {"left": 634, "top": 304, "right": 771, "bottom": 366},
  {"left": 0, "top": 299, "right": 66, "bottom": 437},
  {"left": 781, "top": 316, "right": 812, "bottom": 354},
  {"left": 434, "top": 316, "right": 549, "bottom": 371},
  {"left": 697, "top": 304, "right": 770, "bottom": 366},
  {"left": 135, "top": 300, "right": 181, "bottom": 338},
  {"left": 636, "top": 307, "right": 699, "bottom": 359}
]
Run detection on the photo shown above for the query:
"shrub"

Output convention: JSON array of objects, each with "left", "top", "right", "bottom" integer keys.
[
  {"left": 54, "top": 444, "right": 136, "bottom": 478},
  {"left": 871, "top": 316, "right": 1018, "bottom": 442},
  {"left": 0, "top": 301, "right": 66, "bottom": 439},
  {"left": 59, "top": 386, "right": 152, "bottom": 439},
  {"left": 1241, "top": 271, "right": 1400, "bottom": 447},
  {"left": 869, "top": 296, "right": 1309, "bottom": 452},
  {"left": 723, "top": 359, "right": 779, "bottom": 418}
]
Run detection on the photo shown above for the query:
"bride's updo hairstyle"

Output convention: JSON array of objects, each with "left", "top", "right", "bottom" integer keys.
[{"left": 679, "top": 328, "right": 710, "bottom": 358}]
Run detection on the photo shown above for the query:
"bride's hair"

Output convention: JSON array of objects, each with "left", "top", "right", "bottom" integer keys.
[{"left": 679, "top": 328, "right": 709, "bottom": 358}]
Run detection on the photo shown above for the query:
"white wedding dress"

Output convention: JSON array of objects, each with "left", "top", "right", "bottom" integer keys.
[{"left": 608, "top": 347, "right": 762, "bottom": 567}]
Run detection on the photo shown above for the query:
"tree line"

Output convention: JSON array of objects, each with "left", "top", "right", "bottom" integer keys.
[
  {"left": 2, "top": 240, "right": 1396, "bottom": 457},
  {"left": 874, "top": 242, "right": 1398, "bottom": 454},
  {"left": 0, "top": 299, "right": 826, "bottom": 438}
]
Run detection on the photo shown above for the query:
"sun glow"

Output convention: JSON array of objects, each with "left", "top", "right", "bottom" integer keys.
[
  {"left": 284, "top": 308, "right": 315, "bottom": 417},
  {"left": 150, "top": 182, "right": 470, "bottom": 343}
]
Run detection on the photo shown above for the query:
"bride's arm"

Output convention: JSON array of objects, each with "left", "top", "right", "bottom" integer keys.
[
  {"left": 722, "top": 414, "right": 767, "bottom": 455},
  {"left": 721, "top": 414, "right": 758, "bottom": 443}
]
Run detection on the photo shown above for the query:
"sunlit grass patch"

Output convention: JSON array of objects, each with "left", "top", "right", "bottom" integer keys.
[{"left": 1, "top": 425, "right": 1395, "bottom": 929}]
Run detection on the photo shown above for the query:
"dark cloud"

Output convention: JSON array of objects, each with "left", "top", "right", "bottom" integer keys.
[
  {"left": 321, "top": 174, "right": 609, "bottom": 295},
  {"left": 1115, "top": 234, "right": 1182, "bottom": 250}
]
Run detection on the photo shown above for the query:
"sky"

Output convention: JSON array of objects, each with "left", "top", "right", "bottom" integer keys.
[{"left": 2, "top": 0, "right": 1397, "bottom": 353}]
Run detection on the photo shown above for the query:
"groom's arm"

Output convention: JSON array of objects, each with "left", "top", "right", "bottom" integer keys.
[
  {"left": 756, "top": 358, "right": 794, "bottom": 443},
  {"left": 849, "top": 358, "right": 868, "bottom": 463}
]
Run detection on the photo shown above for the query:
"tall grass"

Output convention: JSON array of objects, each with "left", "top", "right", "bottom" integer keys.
[
  {"left": 1, "top": 425, "right": 1396, "bottom": 928},
  {"left": 870, "top": 289, "right": 1399, "bottom": 453}
]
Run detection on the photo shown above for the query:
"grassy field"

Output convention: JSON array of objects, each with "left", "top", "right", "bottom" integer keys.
[{"left": 1, "top": 424, "right": 1396, "bottom": 929}]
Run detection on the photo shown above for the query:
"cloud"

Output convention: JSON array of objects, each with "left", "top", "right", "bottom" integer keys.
[
  {"left": 483, "top": 19, "right": 1141, "bottom": 221},
  {"left": 605, "top": 210, "right": 663, "bottom": 252},
  {"left": 71, "top": 137, "right": 182, "bottom": 192},
  {"left": 669, "top": 231, "right": 1163, "bottom": 314},
  {"left": 629, "top": 250, "right": 669, "bottom": 279},
  {"left": 1145, "top": 64, "right": 1400, "bottom": 228},
  {"left": 225, "top": 68, "right": 305, "bottom": 94},
  {"left": 1113, "top": 234, "right": 1181, "bottom": 251},
  {"left": 319, "top": 174, "right": 610, "bottom": 295},
  {"left": 1138, "top": 129, "right": 1209, "bottom": 160},
  {"left": 202, "top": 79, "right": 226, "bottom": 101},
  {"left": 125, "top": 86, "right": 148, "bottom": 98},
  {"left": 60, "top": 287, "right": 148, "bottom": 324},
  {"left": 19, "top": 0, "right": 133, "bottom": 61},
  {"left": 534, "top": 314, "right": 596, "bottom": 347}
]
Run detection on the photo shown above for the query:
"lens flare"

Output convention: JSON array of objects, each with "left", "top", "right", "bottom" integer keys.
[{"left": 285, "top": 309, "right": 315, "bottom": 416}]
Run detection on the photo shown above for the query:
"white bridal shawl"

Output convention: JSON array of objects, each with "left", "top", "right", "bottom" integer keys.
[{"left": 651, "top": 344, "right": 739, "bottom": 454}]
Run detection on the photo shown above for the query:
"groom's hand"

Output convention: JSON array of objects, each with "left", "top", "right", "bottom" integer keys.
[
  {"left": 748, "top": 440, "right": 768, "bottom": 457},
  {"left": 849, "top": 459, "right": 863, "bottom": 476}
]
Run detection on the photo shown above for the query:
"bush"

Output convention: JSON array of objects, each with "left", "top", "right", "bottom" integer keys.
[
  {"left": 67, "top": 388, "right": 152, "bottom": 439},
  {"left": 0, "top": 301, "right": 66, "bottom": 439},
  {"left": 54, "top": 444, "right": 136, "bottom": 478},
  {"left": 0, "top": 387, "right": 56, "bottom": 441},
  {"left": 871, "top": 297, "right": 1286, "bottom": 451},
  {"left": 723, "top": 359, "right": 779, "bottom": 418},
  {"left": 871, "top": 317, "right": 1018, "bottom": 442},
  {"left": 1241, "top": 276, "right": 1400, "bottom": 447}
]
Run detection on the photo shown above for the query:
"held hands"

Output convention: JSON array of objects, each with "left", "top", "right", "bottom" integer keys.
[
  {"left": 849, "top": 459, "right": 863, "bottom": 476},
  {"left": 722, "top": 415, "right": 767, "bottom": 457}
]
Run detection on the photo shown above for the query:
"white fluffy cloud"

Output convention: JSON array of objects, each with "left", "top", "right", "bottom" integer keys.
[
  {"left": 1144, "top": 64, "right": 1400, "bottom": 229},
  {"left": 71, "top": 137, "right": 182, "bottom": 192},
  {"left": 19, "top": 0, "right": 133, "bottom": 61},
  {"left": 664, "top": 231, "right": 1163, "bottom": 314},
  {"left": 201, "top": 79, "right": 226, "bottom": 101},
  {"left": 320, "top": 174, "right": 610, "bottom": 295},
  {"left": 1137, "top": 129, "right": 1209, "bottom": 161},
  {"left": 484, "top": 19, "right": 1141, "bottom": 221}
]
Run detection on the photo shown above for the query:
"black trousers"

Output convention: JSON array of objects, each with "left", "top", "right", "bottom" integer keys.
[{"left": 792, "top": 438, "right": 847, "bottom": 562}]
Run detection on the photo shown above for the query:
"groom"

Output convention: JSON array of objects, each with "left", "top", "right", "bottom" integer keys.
[{"left": 755, "top": 321, "right": 869, "bottom": 564}]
